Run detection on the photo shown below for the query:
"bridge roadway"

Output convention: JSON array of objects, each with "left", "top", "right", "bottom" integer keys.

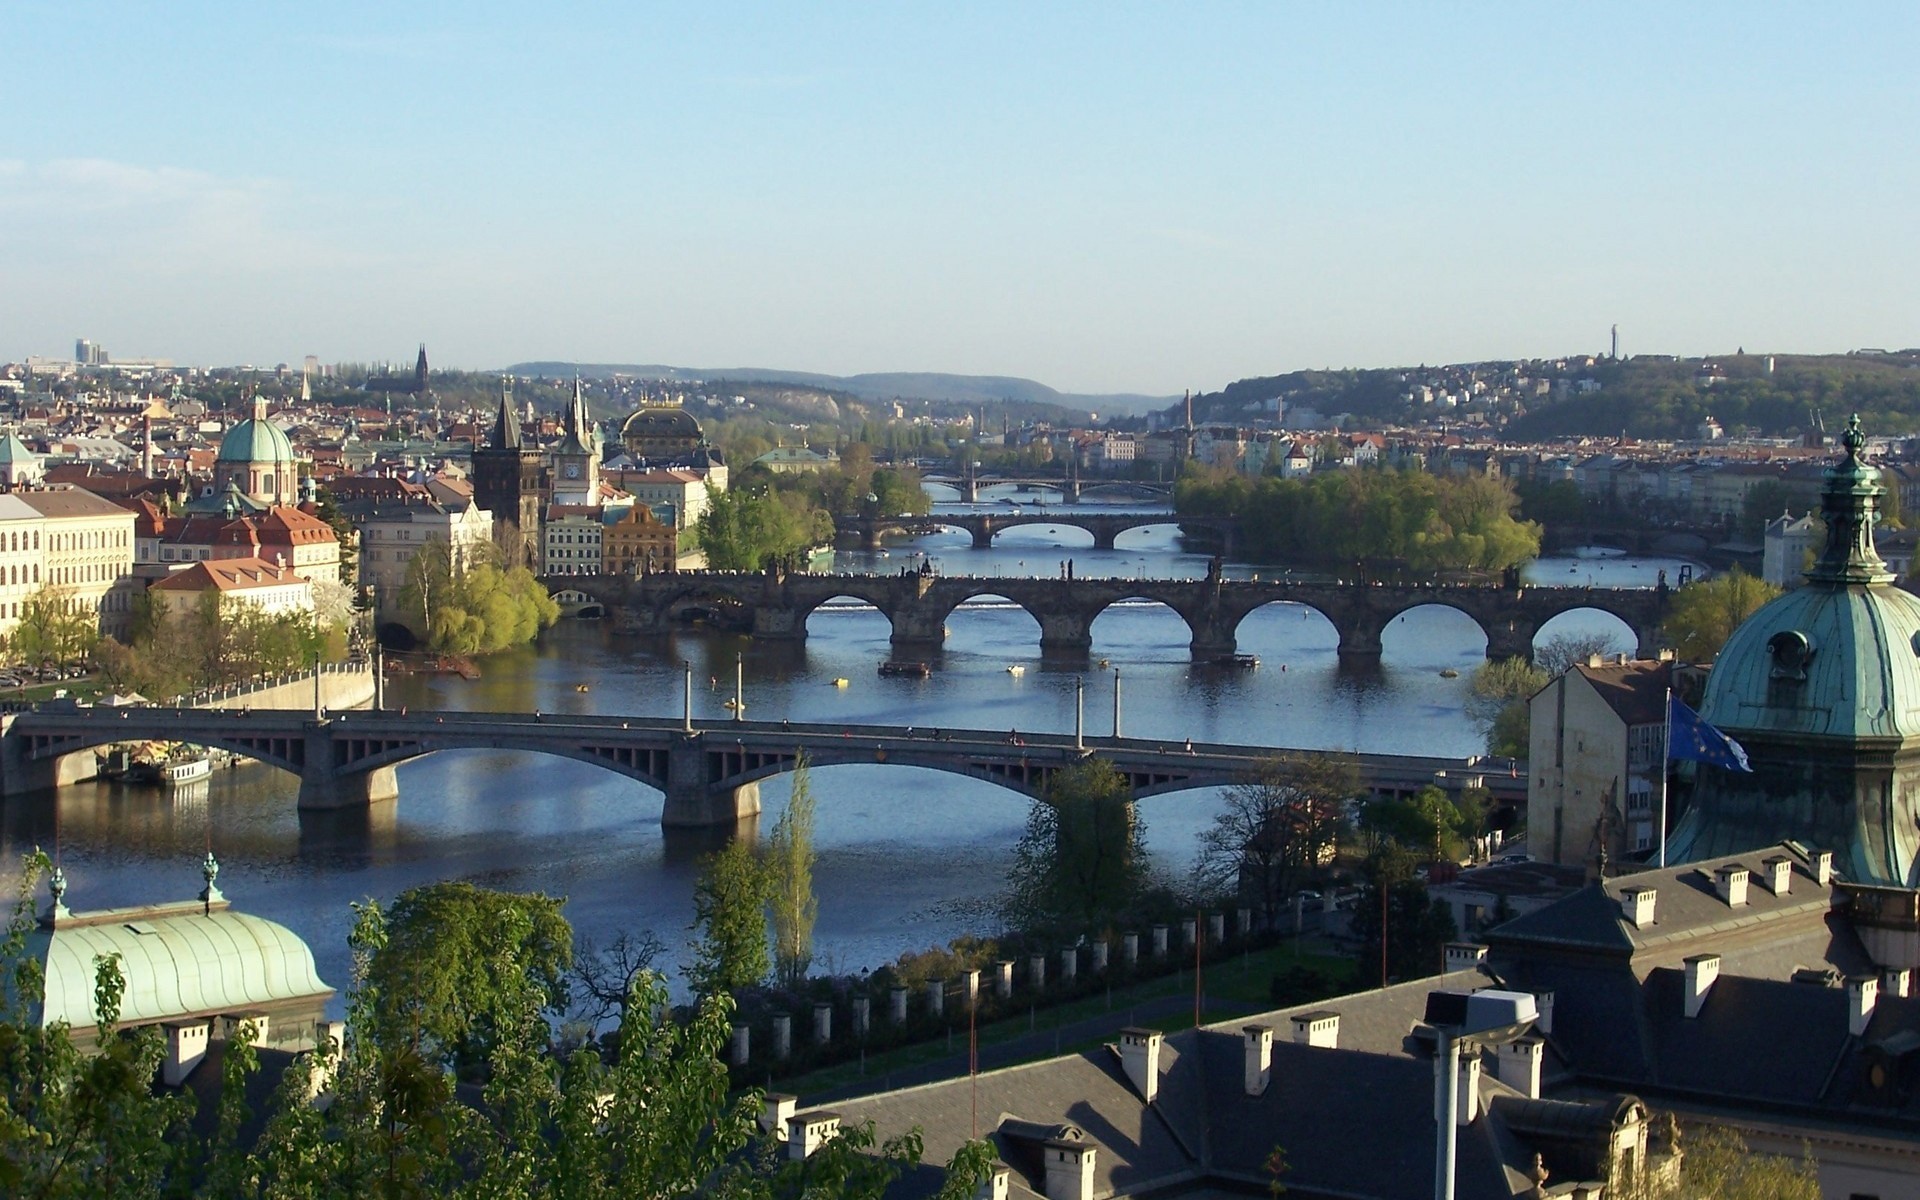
[
  {"left": 554, "top": 569, "right": 1672, "bottom": 663},
  {"left": 0, "top": 705, "right": 1517, "bottom": 826},
  {"left": 920, "top": 474, "right": 1173, "bottom": 504},
  {"left": 841, "top": 510, "right": 1234, "bottom": 552}
]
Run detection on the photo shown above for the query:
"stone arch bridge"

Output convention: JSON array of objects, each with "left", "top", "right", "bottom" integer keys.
[
  {"left": 556, "top": 570, "right": 1672, "bottom": 663},
  {"left": 842, "top": 511, "right": 1235, "bottom": 553},
  {"left": 0, "top": 707, "right": 1509, "bottom": 825}
]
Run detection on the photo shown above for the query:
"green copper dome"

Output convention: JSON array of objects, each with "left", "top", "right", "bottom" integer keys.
[
  {"left": 1672, "top": 416, "right": 1920, "bottom": 884},
  {"left": 216, "top": 414, "right": 295, "bottom": 465}
]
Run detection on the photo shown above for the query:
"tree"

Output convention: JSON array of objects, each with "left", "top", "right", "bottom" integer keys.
[
  {"left": 765, "top": 757, "right": 819, "bottom": 992},
  {"left": 569, "top": 929, "right": 667, "bottom": 1027},
  {"left": 1466, "top": 657, "right": 1548, "bottom": 758},
  {"left": 1661, "top": 568, "right": 1781, "bottom": 662},
  {"left": 1616, "top": 1118, "right": 1820, "bottom": 1199},
  {"left": 1535, "top": 631, "right": 1625, "bottom": 675},
  {"left": 1193, "top": 755, "right": 1357, "bottom": 927},
  {"left": 10, "top": 586, "right": 99, "bottom": 670},
  {"left": 397, "top": 537, "right": 559, "bottom": 654},
  {"left": 689, "top": 838, "right": 771, "bottom": 996},
  {"left": 1349, "top": 844, "right": 1458, "bottom": 988},
  {"left": 695, "top": 484, "right": 834, "bottom": 572},
  {"left": 1002, "top": 760, "right": 1149, "bottom": 935},
  {"left": 363, "top": 881, "right": 573, "bottom": 1067}
]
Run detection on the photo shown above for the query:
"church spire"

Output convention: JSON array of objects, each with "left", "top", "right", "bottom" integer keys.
[
  {"left": 494, "top": 379, "right": 520, "bottom": 449},
  {"left": 1806, "top": 413, "right": 1894, "bottom": 587}
]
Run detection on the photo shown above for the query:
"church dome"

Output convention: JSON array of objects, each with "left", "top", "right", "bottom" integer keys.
[
  {"left": 217, "top": 415, "right": 295, "bottom": 465},
  {"left": 621, "top": 405, "right": 703, "bottom": 442}
]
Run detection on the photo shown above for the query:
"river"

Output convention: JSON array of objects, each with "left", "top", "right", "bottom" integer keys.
[{"left": 0, "top": 498, "right": 1699, "bottom": 1008}]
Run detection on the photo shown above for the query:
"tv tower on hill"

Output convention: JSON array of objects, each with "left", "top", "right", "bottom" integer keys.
[{"left": 1611, "top": 324, "right": 1620, "bottom": 360}]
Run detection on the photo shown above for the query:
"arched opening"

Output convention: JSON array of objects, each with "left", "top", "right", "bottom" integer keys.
[
  {"left": 1090, "top": 596, "right": 1193, "bottom": 659},
  {"left": 977, "top": 483, "right": 1066, "bottom": 506},
  {"left": 803, "top": 594, "right": 893, "bottom": 656},
  {"left": 942, "top": 592, "right": 1043, "bottom": 658},
  {"left": 1109, "top": 523, "right": 1188, "bottom": 553},
  {"left": 1381, "top": 604, "right": 1487, "bottom": 670},
  {"left": 921, "top": 481, "right": 964, "bottom": 503},
  {"left": 1532, "top": 608, "right": 1638, "bottom": 669},
  {"left": 1232, "top": 601, "right": 1341, "bottom": 666},
  {"left": 989, "top": 523, "right": 1096, "bottom": 550}
]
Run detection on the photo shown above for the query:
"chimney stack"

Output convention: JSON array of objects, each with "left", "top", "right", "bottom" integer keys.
[
  {"left": 1118, "top": 1027, "right": 1162, "bottom": 1104},
  {"left": 760, "top": 1093, "right": 796, "bottom": 1139},
  {"left": 1684, "top": 954, "right": 1721, "bottom": 1019},
  {"left": 1762, "top": 855, "right": 1793, "bottom": 896},
  {"left": 786, "top": 1112, "right": 841, "bottom": 1161},
  {"left": 1290, "top": 1010, "right": 1340, "bottom": 1049},
  {"left": 1813, "top": 849, "right": 1834, "bottom": 886},
  {"left": 1435, "top": 1053, "right": 1483, "bottom": 1125},
  {"left": 1713, "top": 865, "right": 1750, "bottom": 907},
  {"left": 1243, "top": 1025, "right": 1274, "bottom": 1095},
  {"left": 1885, "top": 968, "right": 1913, "bottom": 999},
  {"left": 1044, "top": 1139, "right": 1097, "bottom": 1200},
  {"left": 161, "top": 1020, "right": 210, "bottom": 1087},
  {"left": 1619, "top": 887, "right": 1657, "bottom": 928},
  {"left": 1495, "top": 1038, "right": 1544, "bottom": 1099},
  {"left": 1850, "top": 976, "right": 1880, "bottom": 1037},
  {"left": 1444, "top": 943, "right": 1489, "bottom": 974},
  {"left": 975, "top": 1165, "right": 1011, "bottom": 1200}
]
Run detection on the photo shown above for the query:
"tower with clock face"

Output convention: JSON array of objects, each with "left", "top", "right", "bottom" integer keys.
[{"left": 548, "top": 377, "right": 602, "bottom": 507}]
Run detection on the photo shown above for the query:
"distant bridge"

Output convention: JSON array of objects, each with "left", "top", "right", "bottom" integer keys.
[
  {"left": 551, "top": 569, "right": 1672, "bottom": 663},
  {"left": 0, "top": 707, "right": 1516, "bottom": 826},
  {"left": 920, "top": 474, "right": 1172, "bottom": 504},
  {"left": 840, "top": 511, "right": 1234, "bottom": 553}
]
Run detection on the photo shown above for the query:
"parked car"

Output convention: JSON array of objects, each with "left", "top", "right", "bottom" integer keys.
[{"left": 1498, "top": 853, "right": 1533, "bottom": 865}]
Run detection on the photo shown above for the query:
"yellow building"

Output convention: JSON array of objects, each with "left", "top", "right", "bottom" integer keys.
[
  {"left": 603, "top": 503, "right": 677, "bottom": 576},
  {"left": 0, "top": 486, "right": 138, "bottom": 640}
]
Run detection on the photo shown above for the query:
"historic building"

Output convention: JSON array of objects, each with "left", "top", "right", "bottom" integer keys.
[
  {"left": 1527, "top": 655, "right": 1674, "bottom": 869},
  {"left": 1668, "top": 417, "right": 1920, "bottom": 885},
  {"left": 349, "top": 498, "right": 493, "bottom": 628},
  {"left": 548, "top": 380, "right": 602, "bottom": 508},
  {"left": 601, "top": 502, "right": 677, "bottom": 576},
  {"left": 149, "top": 556, "right": 314, "bottom": 620},
  {"left": 0, "top": 485, "right": 139, "bottom": 639},
  {"left": 618, "top": 399, "right": 704, "bottom": 461},
  {"left": 469, "top": 386, "right": 545, "bottom": 568},
  {"left": 205, "top": 394, "right": 299, "bottom": 511}
]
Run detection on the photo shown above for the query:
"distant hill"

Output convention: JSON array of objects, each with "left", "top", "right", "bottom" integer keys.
[{"left": 501, "top": 362, "right": 1171, "bottom": 418}]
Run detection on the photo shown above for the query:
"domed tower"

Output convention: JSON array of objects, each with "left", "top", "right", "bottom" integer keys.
[
  {"left": 1669, "top": 416, "right": 1920, "bottom": 884},
  {"left": 620, "top": 401, "right": 705, "bottom": 461},
  {"left": 213, "top": 394, "right": 297, "bottom": 507}
]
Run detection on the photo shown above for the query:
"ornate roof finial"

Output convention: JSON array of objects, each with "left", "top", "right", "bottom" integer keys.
[
  {"left": 200, "top": 850, "right": 224, "bottom": 910},
  {"left": 1807, "top": 413, "right": 1894, "bottom": 586}
]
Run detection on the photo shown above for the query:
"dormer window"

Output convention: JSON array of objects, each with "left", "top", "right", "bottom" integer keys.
[{"left": 1767, "top": 629, "right": 1814, "bottom": 682}]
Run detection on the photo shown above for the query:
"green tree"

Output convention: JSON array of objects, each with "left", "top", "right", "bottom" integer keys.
[
  {"left": 10, "top": 586, "right": 100, "bottom": 671},
  {"left": 1002, "top": 760, "right": 1149, "bottom": 934},
  {"left": 695, "top": 485, "right": 834, "bottom": 571},
  {"left": 1661, "top": 568, "right": 1781, "bottom": 662},
  {"left": 1466, "top": 656, "right": 1548, "bottom": 758},
  {"left": 689, "top": 839, "right": 771, "bottom": 996},
  {"left": 765, "top": 757, "right": 819, "bottom": 992},
  {"left": 1616, "top": 1118, "right": 1819, "bottom": 1199},
  {"left": 1193, "top": 755, "right": 1357, "bottom": 927},
  {"left": 1349, "top": 844, "right": 1458, "bottom": 987},
  {"left": 398, "top": 538, "right": 559, "bottom": 654}
]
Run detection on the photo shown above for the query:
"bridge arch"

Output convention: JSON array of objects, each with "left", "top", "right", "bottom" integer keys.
[
  {"left": 934, "top": 589, "right": 1046, "bottom": 651},
  {"left": 1109, "top": 522, "right": 1188, "bottom": 551},
  {"left": 1088, "top": 594, "right": 1207, "bottom": 654},
  {"left": 800, "top": 592, "right": 898, "bottom": 645},
  {"left": 982, "top": 518, "right": 1097, "bottom": 549},
  {"left": 1226, "top": 599, "right": 1343, "bottom": 661},
  {"left": 1528, "top": 604, "right": 1645, "bottom": 663},
  {"left": 1378, "top": 602, "right": 1491, "bottom": 668}
]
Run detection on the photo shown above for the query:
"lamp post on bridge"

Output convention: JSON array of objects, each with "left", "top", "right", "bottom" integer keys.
[
  {"left": 1112, "top": 667, "right": 1122, "bottom": 739},
  {"left": 682, "top": 660, "right": 694, "bottom": 734},
  {"left": 1074, "top": 675, "right": 1084, "bottom": 751},
  {"left": 734, "top": 652, "right": 744, "bottom": 722}
]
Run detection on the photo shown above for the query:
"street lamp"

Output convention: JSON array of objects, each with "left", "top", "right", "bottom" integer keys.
[{"left": 1422, "top": 989, "right": 1539, "bottom": 1200}]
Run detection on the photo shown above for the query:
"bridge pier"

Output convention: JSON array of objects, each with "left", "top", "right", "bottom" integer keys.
[
  {"left": 1333, "top": 619, "right": 1385, "bottom": 666},
  {"left": 751, "top": 605, "right": 806, "bottom": 640},
  {"left": 1485, "top": 623, "right": 1536, "bottom": 663},
  {"left": 298, "top": 765, "right": 399, "bottom": 811},
  {"left": 970, "top": 522, "right": 994, "bottom": 550},
  {"left": 1038, "top": 613, "right": 1093, "bottom": 656},
  {"left": 0, "top": 742, "right": 95, "bottom": 798},
  {"left": 661, "top": 734, "right": 764, "bottom": 828}
]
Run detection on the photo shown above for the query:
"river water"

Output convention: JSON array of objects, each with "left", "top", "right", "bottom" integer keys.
[{"left": 0, "top": 491, "right": 1698, "bottom": 1009}]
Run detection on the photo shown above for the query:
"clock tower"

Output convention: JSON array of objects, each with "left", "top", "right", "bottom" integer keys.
[{"left": 549, "top": 377, "right": 602, "bottom": 507}]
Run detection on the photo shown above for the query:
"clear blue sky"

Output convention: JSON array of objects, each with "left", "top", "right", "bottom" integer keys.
[{"left": 4, "top": 2, "right": 1915, "bottom": 394}]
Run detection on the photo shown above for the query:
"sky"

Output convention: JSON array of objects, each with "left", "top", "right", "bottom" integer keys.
[{"left": 3, "top": 2, "right": 1916, "bottom": 395}]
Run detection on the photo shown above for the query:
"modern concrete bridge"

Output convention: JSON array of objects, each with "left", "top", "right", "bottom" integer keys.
[
  {"left": 555, "top": 569, "right": 1672, "bottom": 663},
  {"left": 0, "top": 706, "right": 1516, "bottom": 826},
  {"left": 841, "top": 511, "right": 1235, "bottom": 553}
]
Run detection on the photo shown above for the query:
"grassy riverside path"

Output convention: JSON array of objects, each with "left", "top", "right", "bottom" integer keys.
[{"left": 775, "top": 943, "right": 1354, "bottom": 1107}]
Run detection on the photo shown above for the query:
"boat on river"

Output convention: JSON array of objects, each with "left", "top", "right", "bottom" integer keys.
[
  {"left": 1208, "top": 653, "right": 1261, "bottom": 669},
  {"left": 128, "top": 754, "right": 214, "bottom": 787},
  {"left": 879, "top": 660, "right": 931, "bottom": 678},
  {"left": 1006, "top": 665, "right": 1026, "bottom": 677}
]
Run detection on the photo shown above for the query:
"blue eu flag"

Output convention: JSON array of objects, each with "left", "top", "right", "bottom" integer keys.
[{"left": 1668, "top": 694, "right": 1752, "bottom": 772}]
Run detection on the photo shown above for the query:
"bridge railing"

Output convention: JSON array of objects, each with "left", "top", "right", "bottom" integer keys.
[{"left": 172, "top": 662, "right": 373, "bottom": 709}]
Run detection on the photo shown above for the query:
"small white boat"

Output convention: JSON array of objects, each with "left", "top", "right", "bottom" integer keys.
[
  {"left": 159, "top": 756, "right": 213, "bottom": 787},
  {"left": 832, "top": 678, "right": 850, "bottom": 688},
  {"left": 723, "top": 698, "right": 746, "bottom": 712},
  {"left": 1006, "top": 665, "right": 1026, "bottom": 677}
]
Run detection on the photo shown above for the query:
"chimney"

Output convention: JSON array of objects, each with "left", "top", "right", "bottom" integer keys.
[
  {"left": 1761, "top": 855, "right": 1793, "bottom": 896},
  {"left": 1043, "top": 1138, "right": 1097, "bottom": 1200},
  {"left": 1885, "top": 968, "right": 1913, "bottom": 999},
  {"left": 1118, "top": 1027, "right": 1162, "bottom": 1104},
  {"left": 1535, "top": 991, "right": 1556, "bottom": 1035},
  {"left": 975, "top": 1165, "right": 1011, "bottom": 1200},
  {"left": 1713, "top": 865, "right": 1750, "bottom": 907},
  {"left": 1495, "top": 1038, "right": 1544, "bottom": 1099},
  {"left": 221, "top": 1012, "right": 269, "bottom": 1046},
  {"left": 1444, "top": 943, "right": 1489, "bottom": 974},
  {"left": 1850, "top": 976, "right": 1879, "bottom": 1037},
  {"left": 1619, "top": 887, "right": 1657, "bottom": 928},
  {"left": 786, "top": 1111, "right": 841, "bottom": 1161},
  {"left": 161, "top": 1020, "right": 210, "bottom": 1087},
  {"left": 1243, "top": 1025, "right": 1274, "bottom": 1095},
  {"left": 1435, "top": 1053, "right": 1483, "bottom": 1125},
  {"left": 759, "top": 1093, "right": 796, "bottom": 1139},
  {"left": 1812, "top": 849, "right": 1834, "bottom": 886},
  {"left": 1290, "top": 1010, "right": 1340, "bottom": 1049},
  {"left": 1683, "top": 954, "right": 1721, "bottom": 1019}
]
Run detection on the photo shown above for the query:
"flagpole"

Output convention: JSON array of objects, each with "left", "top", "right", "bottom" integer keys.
[{"left": 1659, "top": 686, "right": 1672, "bottom": 868}]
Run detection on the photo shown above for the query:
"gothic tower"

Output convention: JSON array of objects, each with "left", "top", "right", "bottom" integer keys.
[{"left": 470, "top": 378, "right": 545, "bottom": 568}]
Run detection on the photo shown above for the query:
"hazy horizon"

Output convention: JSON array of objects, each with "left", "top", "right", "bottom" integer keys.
[{"left": 6, "top": 3, "right": 1915, "bottom": 394}]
